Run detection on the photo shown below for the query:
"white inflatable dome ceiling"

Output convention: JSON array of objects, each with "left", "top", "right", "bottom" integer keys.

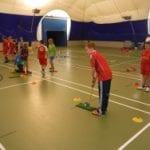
[{"left": 0, "top": 0, "right": 150, "bottom": 23}]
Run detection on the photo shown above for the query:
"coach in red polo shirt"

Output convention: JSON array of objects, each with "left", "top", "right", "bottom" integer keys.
[{"left": 85, "top": 42, "right": 112, "bottom": 116}]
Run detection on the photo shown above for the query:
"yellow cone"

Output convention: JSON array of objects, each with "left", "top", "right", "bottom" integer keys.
[
  {"left": 132, "top": 117, "right": 143, "bottom": 123},
  {"left": 73, "top": 97, "right": 82, "bottom": 102}
]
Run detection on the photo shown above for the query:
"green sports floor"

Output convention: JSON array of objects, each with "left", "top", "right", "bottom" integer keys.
[{"left": 0, "top": 46, "right": 149, "bottom": 150}]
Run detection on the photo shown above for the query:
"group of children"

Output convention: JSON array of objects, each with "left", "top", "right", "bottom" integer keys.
[
  {"left": 2, "top": 36, "right": 18, "bottom": 63},
  {"left": 2, "top": 36, "right": 30, "bottom": 74},
  {"left": 2, "top": 36, "right": 56, "bottom": 77},
  {"left": 1, "top": 35, "right": 149, "bottom": 117},
  {"left": 2, "top": 35, "right": 150, "bottom": 93}
]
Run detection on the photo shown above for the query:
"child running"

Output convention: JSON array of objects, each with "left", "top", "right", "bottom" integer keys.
[
  {"left": 37, "top": 40, "right": 48, "bottom": 78},
  {"left": 137, "top": 37, "right": 150, "bottom": 92},
  {"left": 48, "top": 38, "right": 56, "bottom": 72}
]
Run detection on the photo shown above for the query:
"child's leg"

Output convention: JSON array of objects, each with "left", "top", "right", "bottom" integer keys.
[
  {"left": 24, "top": 61, "right": 31, "bottom": 74},
  {"left": 4, "top": 56, "right": 9, "bottom": 63},
  {"left": 49, "top": 58, "right": 52, "bottom": 69},
  {"left": 137, "top": 75, "right": 146, "bottom": 89},
  {"left": 51, "top": 61, "right": 54, "bottom": 70},
  {"left": 141, "top": 75, "right": 146, "bottom": 87},
  {"left": 41, "top": 65, "right": 46, "bottom": 77},
  {"left": 49, "top": 57, "right": 55, "bottom": 71},
  {"left": 17, "top": 64, "right": 24, "bottom": 73},
  {"left": 19, "top": 64, "right": 24, "bottom": 73},
  {"left": 145, "top": 75, "right": 150, "bottom": 92},
  {"left": 24, "top": 65, "right": 27, "bottom": 74},
  {"left": 3, "top": 51, "right": 9, "bottom": 63},
  {"left": 40, "top": 59, "right": 47, "bottom": 77},
  {"left": 26, "top": 62, "right": 29, "bottom": 72},
  {"left": 98, "top": 80, "right": 111, "bottom": 115},
  {"left": 23, "top": 60, "right": 28, "bottom": 74},
  {"left": 41, "top": 65, "right": 46, "bottom": 72}
]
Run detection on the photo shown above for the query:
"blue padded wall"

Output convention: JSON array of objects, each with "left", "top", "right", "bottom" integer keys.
[
  {"left": 70, "top": 20, "right": 148, "bottom": 42},
  {"left": 0, "top": 13, "right": 41, "bottom": 42},
  {"left": 0, "top": 12, "right": 148, "bottom": 43}
]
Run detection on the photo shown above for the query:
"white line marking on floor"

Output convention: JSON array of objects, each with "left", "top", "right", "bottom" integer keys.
[
  {"left": 0, "top": 64, "right": 14, "bottom": 70},
  {"left": 0, "top": 143, "right": 6, "bottom": 150},
  {"left": 112, "top": 73, "right": 140, "bottom": 80},
  {"left": 43, "top": 75, "right": 149, "bottom": 106},
  {"left": 0, "top": 64, "right": 42, "bottom": 90},
  {"left": 0, "top": 80, "right": 41, "bottom": 90},
  {"left": 110, "top": 59, "right": 139, "bottom": 67},
  {"left": 55, "top": 62, "right": 141, "bottom": 80},
  {"left": 40, "top": 77, "right": 150, "bottom": 115},
  {"left": 58, "top": 62, "right": 141, "bottom": 80},
  {"left": 110, "top": 93, "right": 150, "bottom": 106},
  {"left": 113, "top": 70, "right": 140, "bottom": 77},
  {"left": 1, "top": 64, "right": 150, "bottom": 115},
  {"left": 46, "top": 80, "right": 150, "bottom": 115},
  {"left": 30, "top": 57, "right": 141, "bottom": 80},
  {"left": 118, "top": 122, "right": 150, "bottom": 150},
  {"left": 110, "top": 100, "right": 150, "bottom": 115}
]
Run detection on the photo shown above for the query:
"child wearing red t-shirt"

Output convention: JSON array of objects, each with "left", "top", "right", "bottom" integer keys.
[
  {"left": 8, "top": 36, "right": 16, "bottom": 61},
  {"left": 37, "top": 40, "right": 48, "bottom": 77},
  {"left": 2, "top": 36, "right": 9, "bottom": 63},
  {"left": 85, "top": 42, "right": 112, "bottom": 116},
  {"left": 137, "top": 37, "right": 150, "bottom": 92}
]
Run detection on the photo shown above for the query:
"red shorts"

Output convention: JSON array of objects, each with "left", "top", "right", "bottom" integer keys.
[
  {"left": 9, "top": 48, "right": 15, "bottom": 54},
  {"left": 3, "top": 49, "right": 8, "bottom": 56},
  {"left": 39, "top": 58, "right": 47, "bottom": 66},
  {"left": 141, "top": 63, "right": 150, "bottom": 75}
]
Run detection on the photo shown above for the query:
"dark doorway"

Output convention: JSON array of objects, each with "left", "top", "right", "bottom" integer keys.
[{"left": 47, "top": 31, "right": 67, "bottom": 47}]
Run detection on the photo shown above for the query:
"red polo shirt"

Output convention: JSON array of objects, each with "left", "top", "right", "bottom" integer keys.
[{"left": 90, "top": 50, "right": 112, "bottom": 81}]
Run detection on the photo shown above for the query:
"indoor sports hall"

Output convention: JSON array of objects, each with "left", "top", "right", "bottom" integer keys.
[{"left": 0, "top": 0, "right": 150, "bottom": 150}]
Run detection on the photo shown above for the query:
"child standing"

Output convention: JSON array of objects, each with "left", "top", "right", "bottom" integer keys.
[
  {"left": 37, "top": 40, "right": 48, "bottom": 77},
  {"left": 137, "top": 37, "right": 150, "bottom": 92},
  {"left": 48, "top": 38, "right": 56, "bottom": 72},
  {"left": 8, "top": 36, "right": 16, "bottom": 61},
  {"left": 20, "top": 44, "right": 29, "bottom": 74},
  {"left": 85, "top": 42, "right": 112, "bottom": 116},
  {"left": 14, "top": 52, "right": 24, "bottom": 73},
  {"left": 2, "top": 36, "right": 9, "bottom": 63}
]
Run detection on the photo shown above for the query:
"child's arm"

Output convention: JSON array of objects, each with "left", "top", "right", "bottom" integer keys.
[
  {"left": 37, "top": 47, "right": 39, "bottom": 59},
  {"left": 90, "top": 56, "right": 97, "bottom": 88},
  {"left": 44, "top": 46, "right": 48, "bottom": 59},
  {"left": 54, "top": 45, "right": 56, "bottom": 57},
  {"left": 91, "top": 67, "right": 97, "bottom": 88}
]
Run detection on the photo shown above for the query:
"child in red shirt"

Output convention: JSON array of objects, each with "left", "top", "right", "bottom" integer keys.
[
  {"left": 85, "top": 42, "right": 112, "bottom": 116},
  {"left": 138, "top": 37, "right": 150, "bottom": 92},
  {"left": 37, "top": 40, "right": 48, "bottom": 77},
  {"left": 2, "top": 36, "right": 9, "bottom": 63}
]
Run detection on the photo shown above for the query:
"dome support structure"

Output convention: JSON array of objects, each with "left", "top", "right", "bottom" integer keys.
[
  {"left": 122, "top": 15, "right": 137, "bottom": 47},
  {"left": 31, "top": 8, "right": 41, "bottom": 32}
]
